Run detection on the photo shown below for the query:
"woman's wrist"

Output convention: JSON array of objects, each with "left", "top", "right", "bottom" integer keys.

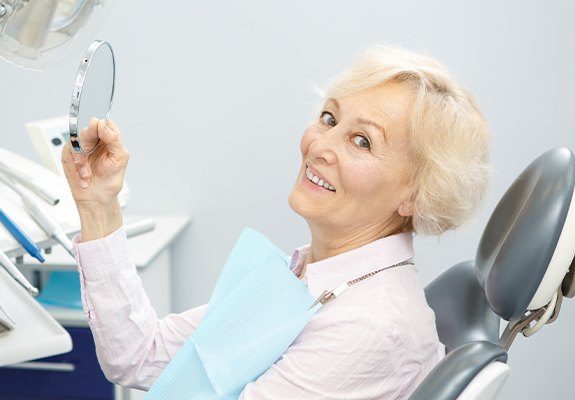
[{"left": 76, "top": 198, "right": 123, "bottom": 242}]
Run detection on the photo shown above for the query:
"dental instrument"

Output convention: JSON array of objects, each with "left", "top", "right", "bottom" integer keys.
[
  {"left": 0, "top": 250, "right": 39, "bottom": 296},
  {"left": 0, "top": 172, "right": 74, "bottom": 257},
  {"left": 0, "top": 159, "right": 60, "bottom": 206},
  {"left": 0, "top": 206, "right": 44, "bottom": 263},
  {"left": 0, "top": 301, "right": 15, "bottom": 333}
]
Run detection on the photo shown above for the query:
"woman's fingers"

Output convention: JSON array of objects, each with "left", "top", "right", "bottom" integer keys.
[
  {"left": 62, "top": 141, "right": 87, "bottom": 188},
  {"left": 105, "top": 119, "right": 119, "bottom": 132},
  {"left": 79, "top": 163, "right": 91, "bottom": 178},
  {"left": 61, "top": 118, "right": 129, "bottom": 205},
  {"left": 61, "top": 141, "right": 74, "bottom": 174},
  {"left": 97, "top": 118, "right": 124, "bottom": 157},
  {"left": 74, "top": 118, "right": 113, "bottom": 179},
  {"left": 78, "top": 117, "right": 100, "bottom": 155}
]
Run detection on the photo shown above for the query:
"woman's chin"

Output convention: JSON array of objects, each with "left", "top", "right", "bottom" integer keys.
[
  {"left": 287, "top": 189, "right": 302, "bottom": 215},
  {"left": 288, "top": 188, "right": 312, "bottom": 217},
  {"left": 288, "top": 188, "right": 325, "bottom": 221}
]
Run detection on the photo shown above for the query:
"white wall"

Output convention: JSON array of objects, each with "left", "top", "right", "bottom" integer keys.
[{"left": 1, "top": 1, "right": 574, "bottom": 398}]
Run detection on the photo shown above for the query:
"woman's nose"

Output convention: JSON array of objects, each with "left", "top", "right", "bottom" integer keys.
[{"left": 308, "top": 128, "right": 339, "bottom": 166}]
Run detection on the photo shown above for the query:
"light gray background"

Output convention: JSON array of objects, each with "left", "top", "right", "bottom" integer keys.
[{"left": 1, "top": 1, "right": 574, "bottom": 398}]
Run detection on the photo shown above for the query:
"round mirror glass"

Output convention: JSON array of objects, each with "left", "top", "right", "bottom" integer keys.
[{"left": 69, "top": 40, "right": 115, "bottom": 155}]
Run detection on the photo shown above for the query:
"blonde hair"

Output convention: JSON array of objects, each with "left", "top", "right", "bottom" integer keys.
[{"left": 324, "top": 45, "right": 490, "bottom": 235}]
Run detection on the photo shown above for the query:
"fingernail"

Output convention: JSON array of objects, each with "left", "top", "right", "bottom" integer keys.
[
  {"left": 80, "top": 180, "right": 88, "bottom": 188},
  {"left": 73, "top": 154, "right": 81, "bottom": 164},
  {"left": 80, "top": 167, "right": 89, "bottom": 178}
]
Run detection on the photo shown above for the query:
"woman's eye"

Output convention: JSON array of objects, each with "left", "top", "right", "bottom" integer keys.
[
  {"left": 352, "top": 135, "right": 371, "bottom": 149},
  {"left": 320, "top": 111, "right": 336, "bottom": 126}
]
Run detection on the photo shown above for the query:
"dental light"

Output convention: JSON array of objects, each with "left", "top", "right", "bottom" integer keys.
[{"left": 0, "top": 0, "right": 112, "bottom": 70}]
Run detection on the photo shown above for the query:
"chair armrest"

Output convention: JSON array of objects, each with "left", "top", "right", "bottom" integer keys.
[{"left": 409, "top": 341, "right": 508, "bottom": 400}]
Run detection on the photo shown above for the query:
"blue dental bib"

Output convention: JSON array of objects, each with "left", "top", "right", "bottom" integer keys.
[{"left": 145, "top": 228, "right": 322, "bottom": 399}]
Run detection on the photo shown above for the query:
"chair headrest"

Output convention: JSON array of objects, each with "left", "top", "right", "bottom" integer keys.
[{"left": 475, "top": 147, "right": 575, "bottom": 320}]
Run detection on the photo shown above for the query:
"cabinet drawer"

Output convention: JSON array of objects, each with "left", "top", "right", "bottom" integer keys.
[{"left": 0, "top": 326, "right": 114, "bottom": 399}]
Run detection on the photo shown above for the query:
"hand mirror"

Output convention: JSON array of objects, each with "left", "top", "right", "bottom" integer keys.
[{"left": 69, "top": 40, "right": 115, "bottom": 155}]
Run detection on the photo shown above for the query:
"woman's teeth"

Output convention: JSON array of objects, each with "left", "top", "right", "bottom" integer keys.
[{"left": 306, "top": 167, "right": 335, "bottom": 191}]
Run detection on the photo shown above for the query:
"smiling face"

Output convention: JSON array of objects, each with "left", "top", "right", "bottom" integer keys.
[{"left": 288, "top": 81, "right": 416, "bottom": 242}]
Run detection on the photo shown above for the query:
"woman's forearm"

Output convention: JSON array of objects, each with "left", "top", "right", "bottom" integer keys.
[
  {"left": 71, "top": 225, "right": 209, "bottom": 390},
  {"left": 72, "top": 226, "right": 168, "bottom": 390},
  {"left": 76, "top": 199, "right": 123, "bottom": 242}
]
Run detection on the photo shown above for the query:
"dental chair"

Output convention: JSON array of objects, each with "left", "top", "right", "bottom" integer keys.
[{"left": 409, "top": 147, "right": 575, "bottom": 400}]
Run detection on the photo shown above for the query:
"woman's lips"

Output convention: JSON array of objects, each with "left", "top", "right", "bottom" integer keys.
[
  {"left": 301, "top": 167, "right": 336, "bottom": 193},
  {"left": 305, "top": 163, "right": 335, "bottom": 191}
]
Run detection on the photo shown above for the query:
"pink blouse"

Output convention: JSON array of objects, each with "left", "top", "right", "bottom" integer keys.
[{"left": 72, "top": 226, "right": 445, "bottom": 399}]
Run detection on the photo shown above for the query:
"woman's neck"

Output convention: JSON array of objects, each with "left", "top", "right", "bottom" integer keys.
[{"left": 301, "top": 218, "right": 405, "bottom": 274}]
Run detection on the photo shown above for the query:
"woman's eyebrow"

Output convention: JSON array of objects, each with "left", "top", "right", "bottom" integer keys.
[
  {"left": 325, "top": 97, "right": 388, "bottom": 142},
  {"left": 326, "top": 98, "right": 340, "bottom": 109},
  {"left": 356, "top": 117, "right": 388, "bottom": 142}
]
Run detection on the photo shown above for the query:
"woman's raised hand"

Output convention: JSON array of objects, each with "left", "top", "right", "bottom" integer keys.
[{"left": 61, "top": 118, "right": 129, "bottom": 208}]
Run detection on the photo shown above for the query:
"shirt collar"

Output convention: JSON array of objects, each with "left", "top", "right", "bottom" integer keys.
[{"left": 289, "top": 232, "right": 414, "bottom": 299}]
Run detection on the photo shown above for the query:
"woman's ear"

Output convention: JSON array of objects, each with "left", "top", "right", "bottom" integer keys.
[{"left": 398, "top": 201, "right": 414, "bottom": 217}]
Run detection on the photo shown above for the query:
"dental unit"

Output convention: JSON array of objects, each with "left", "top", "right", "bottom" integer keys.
[
  {"left": 0, "top": 159, "right": 59, "bottom": 205},
  {"left": 0, "top": 171, "right": 74, "bottom": 257},
  {"left": 0, "top": 248, "right": 39, "bottom": 296}
]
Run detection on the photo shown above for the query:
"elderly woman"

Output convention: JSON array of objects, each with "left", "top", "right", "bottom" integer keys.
[{"left": 62, "top": 45, "right": 489, "bottom": 399}]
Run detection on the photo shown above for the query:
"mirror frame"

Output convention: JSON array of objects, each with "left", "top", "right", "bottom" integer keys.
[{"left": 69, "top": 40, "right": 115, "bottom": 154}]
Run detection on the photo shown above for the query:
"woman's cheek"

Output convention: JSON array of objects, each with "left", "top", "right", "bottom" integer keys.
[{"left": 345, "top": 160, "right": 382, "bottom": 193}]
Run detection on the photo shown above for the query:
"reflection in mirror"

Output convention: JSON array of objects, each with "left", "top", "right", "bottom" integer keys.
[{"left": 69, "top": 40, "right": 115, "bottom": 155}]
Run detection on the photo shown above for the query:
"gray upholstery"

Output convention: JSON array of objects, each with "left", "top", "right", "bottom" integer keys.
[
  {"left": 408, "top": 341, "right": 507, "bottom": 400},
  {"left": 425, "top": 261, "right": 500, "bottom": 353},
  {"left": 475, "top": 147, "right": 575, "bottom": 320}
]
